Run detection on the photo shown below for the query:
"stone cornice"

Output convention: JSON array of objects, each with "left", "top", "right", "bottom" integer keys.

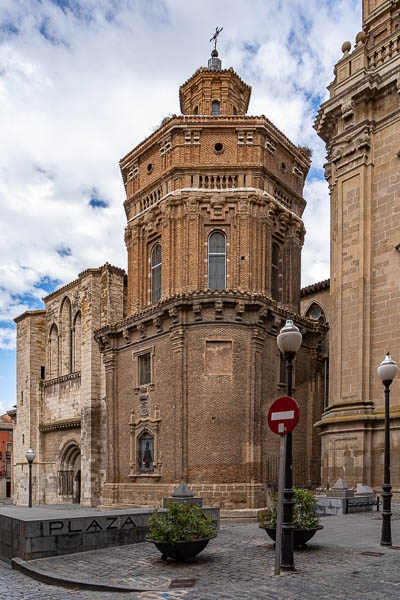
[
  {"left": 42, "top": 263, "right": 126, "bottom": 302},
  {"left": 39, "top": 417, "right": 81, "bottom": 432},
  {"left": 14, "top": 310, "right": 45, "bottom": 324},
  {"left": 43, "top": 372, "right": 81, "bottom": 388}
]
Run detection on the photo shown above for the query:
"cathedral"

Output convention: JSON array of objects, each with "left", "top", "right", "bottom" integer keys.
[
  {"left": 313, "top": 0, "right": 400, "bottom": 495},
  {"left": 14, "top": 0, "right": 399, "bottom": 509},
  {"left": 13, "top": 42, "right": 326, "bottom": 509}
]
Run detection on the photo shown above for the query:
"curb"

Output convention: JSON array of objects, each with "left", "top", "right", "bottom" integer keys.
[{"left": 11, "top": 557, "right": 158, "bottom": 593}]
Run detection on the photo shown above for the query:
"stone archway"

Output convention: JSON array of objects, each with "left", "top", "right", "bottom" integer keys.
[{"left": 58, "top": 441, "right": 81, "bottom": 504}]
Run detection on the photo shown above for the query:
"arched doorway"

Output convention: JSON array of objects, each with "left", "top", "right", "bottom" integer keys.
[{"left": 58, "top": 441, "right": 81, "bottom": 504}]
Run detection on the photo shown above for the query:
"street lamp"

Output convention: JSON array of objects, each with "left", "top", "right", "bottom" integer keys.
[
  {"left": 26, "top": 448, "right": 35, "bottom": 508},
  {"left": 277, "top": 319, "right": 302, "bottom": 570},
  {"left": 377, "top": 353, "right": 397, "bottom": 546}
]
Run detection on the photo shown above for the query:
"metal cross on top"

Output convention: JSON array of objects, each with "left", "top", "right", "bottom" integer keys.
[{"left": 210, "top": 26, "right": 223, "bottom": 50}]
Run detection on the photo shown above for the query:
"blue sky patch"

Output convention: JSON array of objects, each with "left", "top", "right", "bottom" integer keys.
[{"left": 89, "top": 188, "right": 108, "bottom": 209}]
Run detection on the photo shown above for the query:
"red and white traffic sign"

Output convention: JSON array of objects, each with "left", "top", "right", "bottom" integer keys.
[{"left": 268, "top": 396, "right": 299, "bottom": 435}]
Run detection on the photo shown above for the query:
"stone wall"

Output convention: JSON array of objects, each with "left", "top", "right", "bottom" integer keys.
[
  {"left": 315, "top": 1, "right": 400, "bottom": 495},
  {"left": 14, "top": 264, "right": 126, "bottom": 507}
]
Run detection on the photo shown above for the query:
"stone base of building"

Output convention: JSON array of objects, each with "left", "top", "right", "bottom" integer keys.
[
  {"left": 101, "top": 482, "right": 267, "bottom": 509},
  {"left": 316, "top": 403, "right": 400, "bottom": 497}
]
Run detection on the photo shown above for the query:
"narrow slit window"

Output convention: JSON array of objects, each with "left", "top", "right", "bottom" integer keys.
[
  {"left": 208, "top": 231, "right": 226, "bottom": 290},
  {"left": 271, "top": 242, "right": 280, "bottom": 301},
  {"left": 151, "top": 243, "right": 162, "bottom": 303}
]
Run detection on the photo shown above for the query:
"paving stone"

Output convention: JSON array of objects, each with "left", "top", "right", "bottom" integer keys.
[{"left": 1, "top": 511, "right": 400, "bottom": 599}]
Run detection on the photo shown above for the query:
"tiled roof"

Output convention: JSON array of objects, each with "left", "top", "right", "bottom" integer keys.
[{"left": 301, "top": 279, "right": 330, "bottom": 297}]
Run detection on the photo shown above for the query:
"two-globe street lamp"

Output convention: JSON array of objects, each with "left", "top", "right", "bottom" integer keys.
[
  {"left": 377, "top": 353, "right": 398, "bottom": 546},
  {"left": 276, "top": 319, "right": 302, "bottom": 570},
  {"left": 25, "top": 447, "right": 35, "bottom": 508}
]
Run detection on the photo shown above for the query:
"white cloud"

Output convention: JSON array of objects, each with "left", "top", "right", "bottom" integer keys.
[
  {"left": 302, "top": 178, "right": 331, "bottom": 286},
  {"left": 0, "top": 0, "right": 362, "bottom": 408},
  {"left": 0, "top": 327, "right": 16, "bottom": 350}
]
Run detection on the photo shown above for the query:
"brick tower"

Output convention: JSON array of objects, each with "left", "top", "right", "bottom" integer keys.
[
  {"left": 96, "top": 47, "right": 326, "bottom": 509},
  {"left": 315, "top": 0, "right": 400, "bottom": 493}
]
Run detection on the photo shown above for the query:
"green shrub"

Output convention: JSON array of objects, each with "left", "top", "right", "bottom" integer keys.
[
  {"left": 258, "top": 487, "right": 319, "bottom": 530},
  {"left": 148, "top": 502, "right": 217, "bottom": 543}
]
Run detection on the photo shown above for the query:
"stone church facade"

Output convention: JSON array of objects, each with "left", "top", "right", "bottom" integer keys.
[
  {"left": 13, "top": 264, "right": 126, "bottom": 506},
  {"left": 315, "top": 0, "right": 400, "bottom": 494},
  {"left": 95, "top": 51, "right": 327, "bottom": 509}
]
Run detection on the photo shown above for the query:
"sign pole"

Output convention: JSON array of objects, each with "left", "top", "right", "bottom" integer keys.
[{"left": 274, "top": 434, "right": 286, "bottom": 575}]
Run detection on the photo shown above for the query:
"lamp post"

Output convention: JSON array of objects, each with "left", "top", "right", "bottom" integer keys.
[
  {"left": 277, "top": 319, "right": 302, "bottom": 570},
  {"left": 26, "top": 448, "right": 35, "bottom": 508},
  {"left": 377, "top": 353, "right": 397, "bottom": 546}
]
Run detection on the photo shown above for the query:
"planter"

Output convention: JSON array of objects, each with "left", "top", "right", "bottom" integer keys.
[
  {"left": 260, "top": 525, "right": 323, "bottom": 548},
  {"left": 146, "top": 536, "right": 216, "bottom": 561}
]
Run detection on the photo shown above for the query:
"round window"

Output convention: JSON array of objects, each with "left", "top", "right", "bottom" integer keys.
[
  {"left": 214, "top": 142, "right": 224, "bottom": 153},
  {"left": 147, "top": 163, "right": 153, "bottom": 174},
  {"left": 310, "top": 306, "right": 322, "bottom": 320}
]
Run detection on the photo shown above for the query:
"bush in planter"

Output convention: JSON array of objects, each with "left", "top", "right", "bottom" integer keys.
[
  {"left": 148, "top": 501, "right": 217, "bottom": 543},
  {"left": 258, "top": 487, "right": 320, "bottom": 530}
]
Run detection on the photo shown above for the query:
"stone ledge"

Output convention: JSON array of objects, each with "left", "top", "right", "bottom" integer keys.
[
  {"left": 39, "top": 418, "right": 81, "bottom": 432},
  {"left": 42, "top": 372, "right": 81, "bottom": 388}
]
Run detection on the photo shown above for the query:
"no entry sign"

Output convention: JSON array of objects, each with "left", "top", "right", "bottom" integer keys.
[{"left": 268, "top": 396, "right": 299, "bottom": 435}]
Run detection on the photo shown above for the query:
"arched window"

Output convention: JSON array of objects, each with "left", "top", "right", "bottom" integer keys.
[
  {"left": 193, "top": 106, "right": 199, "bottom": 115},
  {"left": 49, "top": 324, "right": 59, "bottom": 379},
  {"left": 72, "top": 311, "right": 81, "bottom": 372},
  {"left": 60, "top": 297, "right": 72, "bottom": 375},
  {"left": 271, "top": 242, "right": 280, "bottom": 301},
  {"left": 151, "top": 243, "right": 162, "bottom": 303},
  {"left": 138, "top": 431, "right": 154, "bottom": 471},
  {"left": 211, "top": 100, "right": 220, "bottom": 116},
  {"left": 208, "top": 231, "right": 226, "bottom": 290}
]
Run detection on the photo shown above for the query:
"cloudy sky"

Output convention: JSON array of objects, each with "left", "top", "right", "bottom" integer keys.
[{"left": 0, "top": 0, "right": 362, "bottom": 412}]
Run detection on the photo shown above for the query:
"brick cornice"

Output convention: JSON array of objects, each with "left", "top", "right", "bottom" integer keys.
[{"left": 94, "top": 290, "right": 328, "bottom": 344}]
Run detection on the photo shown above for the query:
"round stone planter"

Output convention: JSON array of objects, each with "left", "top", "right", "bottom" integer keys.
[
  {"left": 260, "top": 525, "right": 323, "bottom": 548},
  {"left": 145, "top": 536, "right": 216, "bottom": 561}
]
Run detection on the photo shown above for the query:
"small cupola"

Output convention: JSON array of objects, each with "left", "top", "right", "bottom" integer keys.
[{"left": 179, "top": 50, "right": 252, "bottom": 117}]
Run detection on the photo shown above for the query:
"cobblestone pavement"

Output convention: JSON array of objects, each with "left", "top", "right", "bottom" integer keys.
[{"left": 1, "top": 511, "right": 400, "bottom": 599}]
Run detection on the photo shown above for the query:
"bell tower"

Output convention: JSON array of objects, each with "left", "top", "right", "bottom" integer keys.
[
  {"left": 315, "top": 0, "right": 400, "bottom": 492},
  {"left": 95, "top": 43, "right": 327, "bottom": 511}
]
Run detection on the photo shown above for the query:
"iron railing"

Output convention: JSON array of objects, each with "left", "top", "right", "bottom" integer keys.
[{"left": 266, "top": 455, "right": 321, "bottom": 491}]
